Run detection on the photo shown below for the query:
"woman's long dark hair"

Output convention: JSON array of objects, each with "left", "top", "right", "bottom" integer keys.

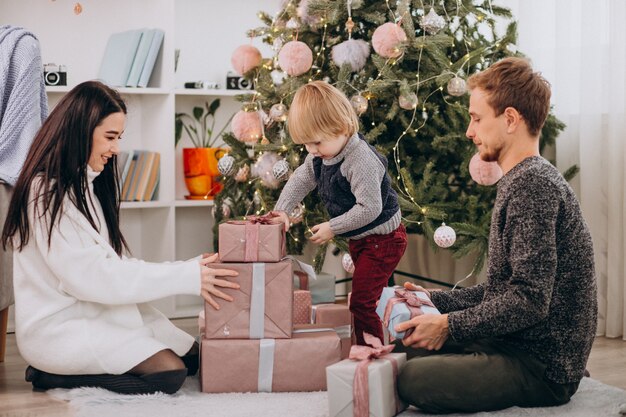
[{"left": 2, "top": 80, "right": 129, "bottom": 255}]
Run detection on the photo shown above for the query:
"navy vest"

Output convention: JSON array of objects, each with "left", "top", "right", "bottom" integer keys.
[{"left": 312, "top": 135, "right": 399, "bottom": 237}]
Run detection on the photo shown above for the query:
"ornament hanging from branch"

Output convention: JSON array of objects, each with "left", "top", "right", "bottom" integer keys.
[
  {"left": 252, "top": 152, "right": 282, "bottom": 189},
  {"left": 269, "top": 103, "right": 288, "bottom": 122},
  {"left": 278, "top": 40, "right": 313, "bottom": 76},
  {"left": 73, "top": 2, "right": 83, "bottom": 15},
  {"left": 331, "top": 0, "right": 370, "bottom": 72},
  {"left": 342, "top": 253, "right": 355, "bottom": 273},
  {"left": 447, "top": 76, "right": 467, "bottom": 96},
  {"left": 469, "top": 153, "right": 503, "bottom": 186},
  {"left": 434, "top": 223, "right": 456, "bottom": 248},
  {"left": 371, "top": 22, "right": 407, "bottom": 59},
  {"left": 217, "top": 154, "right": 235, "bottom": 176},
  {"left": 350, "top": 94, "right": 368, "bottom": 115},
  {"left": 420, "top": 8, "right": 446, "bottom": 35},
  {"left": 398, "top": 92, "right": 418, "bottom": 110},
  {"left": 231, "top": 103, "right": 264, "bottom": 143},
  {"left": 272, "top": 159, "right": 290, "bottom": 180},
  {"left": 235, "top": 164, "right": 250, "bottom": 182},
  {"left": 231, "top": 44, "right": 262, "bottom": 76}
]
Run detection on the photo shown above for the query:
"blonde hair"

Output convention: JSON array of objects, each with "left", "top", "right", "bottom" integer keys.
[{"left": 287, "top": 81, "right": 360, "bottom": 144}]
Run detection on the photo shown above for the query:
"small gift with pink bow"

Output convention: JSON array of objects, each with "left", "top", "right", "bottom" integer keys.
[
  {"left": 218, "top": 214, "right": 286, "bottom": 263},
  {"left": 375, "top": 286, "right": 440, "bottom": 340},
  {"left": 326, "top": 333, "right": 407, "bottom": 417}
]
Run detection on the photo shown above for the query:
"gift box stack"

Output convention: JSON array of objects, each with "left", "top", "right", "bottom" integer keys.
[
  {"left": 199, "top": 217, "right": 342, "bottom": 393},
  {"left": 324, "top": 285, "right": 440, "bottom": 417}
]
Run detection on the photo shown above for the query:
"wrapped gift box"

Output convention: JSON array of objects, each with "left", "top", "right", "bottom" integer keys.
[
  {"left": 296, "top": 323, "right": 353, "bottom": 360},
  {"left": 218, "top": 220, "right": 286, "bottom": 262},
  {"left": 312, "top": 303, "right": 351, "bottom": 327},
  {"left": 293, "top": 290, "right": 312, "bottom": 325},
  {"left": 203, "top": 261, "right": 293, "bottom": 339},
  {"left": 326, "top": 352, "right": 407, "bottom": 417},
  {"left": 294, "top": 272, "right": 336, "bottom": 304},
  {"left": 200, "top": 326, "right": 341, "bottom": 393},
  {"left": 375, "top": 286, "right": 440, "bottom": 340}
]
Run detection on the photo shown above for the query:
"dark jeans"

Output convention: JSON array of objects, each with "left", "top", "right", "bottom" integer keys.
[
  {"left": 349, "top": 224, "right": 407, "bottom": 345},
  {"left": 394, "top": 338, "right": 579, "bottom": 414}
]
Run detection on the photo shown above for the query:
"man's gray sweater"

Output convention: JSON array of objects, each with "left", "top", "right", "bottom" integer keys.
[{"left": 431, "top": 156, "right": 597, "bottom": 384}]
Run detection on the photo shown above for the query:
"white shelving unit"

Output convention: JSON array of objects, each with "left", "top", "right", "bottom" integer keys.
[{"left": 1, "top": 0, "right": 278, "bottom": 318}]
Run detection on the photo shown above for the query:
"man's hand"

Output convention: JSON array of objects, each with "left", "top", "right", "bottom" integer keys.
[
  {"left": 199, "top": 254, "right": 240, "bottom": 310},
  {"left": 269, "top": 210, "right": 291, "bottom": 232},
  {"left": 395, "top": 313, "right": 450, "bottom": 351},
  {"left": 309, "top": 222, "right": 335, "bottom": 244},
  {"left": 403, "top": 281, "right": 442, "bottom": 297}
]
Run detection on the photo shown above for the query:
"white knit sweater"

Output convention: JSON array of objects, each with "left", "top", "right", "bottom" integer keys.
[{"left": 14, "top": 170, "right": 202, "bottom": 375}]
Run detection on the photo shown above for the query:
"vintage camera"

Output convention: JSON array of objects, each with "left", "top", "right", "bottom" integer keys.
[
  {"left": 43, "top": 63, "right": 67, "bottom": 86},
  {"left": 226, "top": 71, "right": 254, "bottom": 90}
]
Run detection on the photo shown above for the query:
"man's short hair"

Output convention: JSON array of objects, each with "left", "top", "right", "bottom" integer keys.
[{"left": 467, "top": 57, "right": 551, "bottom": 136}]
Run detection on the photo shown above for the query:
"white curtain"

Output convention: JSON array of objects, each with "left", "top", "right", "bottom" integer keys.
[{"left": 501, "top": 0, "right": 626, "bottom": 338}]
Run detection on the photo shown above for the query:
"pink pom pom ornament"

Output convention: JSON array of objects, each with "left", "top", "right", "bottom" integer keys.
[
  {"left": 231, "top": 110, "right": 263, "bottom": 143},
  {"left": 469, "top": 153, "right": 503, "bottom": 186},
  {"left": 231, "top": 45, "right": 262, "bottom": 76},
  {"left": 372, "top": 22, "right": 407, "bottom": 59},
  {"left": 278, "top": 41, "right": 313, "bottom": 76}
]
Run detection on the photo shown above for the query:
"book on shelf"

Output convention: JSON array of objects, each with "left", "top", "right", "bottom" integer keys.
[
  {"left": 137, "top": 29, "right": 164, "bottom": 88},
  {"left": 98, "top": 28, "right": 164, "bottom": 88},
  {"left": 119, "top": 150, "right": 160, "bottom": 202},
  {"left": 98, "top": 29, "right": 143, "bottom": 87},
  {"left": 126, "top": 28, "right": 155, "bottom": 87}
]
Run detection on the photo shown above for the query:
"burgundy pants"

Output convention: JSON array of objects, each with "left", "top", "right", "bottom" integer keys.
[{"left": 349, "top": 224, "right": 407, "bottom": 346}]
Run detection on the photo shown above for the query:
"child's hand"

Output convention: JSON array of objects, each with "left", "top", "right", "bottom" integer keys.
[
  {"left": 269, "top": 210, "right": 291, "bottom": 232},
  {"left": 309, "top": 222, "right": 335, "bottom": 244}
]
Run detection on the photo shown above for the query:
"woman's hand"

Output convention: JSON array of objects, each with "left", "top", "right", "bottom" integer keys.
[
  {"left": 269, "top": 210, "right": 291, "bottom": 232},
  {"left": 309, "top": 222, "right": 335, "bottom": 244},
  {"left": 199, "top": 253, "right": 240, "bottom": 310}
]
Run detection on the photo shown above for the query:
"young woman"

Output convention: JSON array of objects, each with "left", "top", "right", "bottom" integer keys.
[{"left": 1, "top": 80, "right": 239, "bottom": 394}]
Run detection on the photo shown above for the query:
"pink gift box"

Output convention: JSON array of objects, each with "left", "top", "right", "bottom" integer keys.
[
  {"left": 218, "top": 220, "right": 286, "bottom": 263},
  {"left": 293, "top": 290, "right": 312, "bottom": 325},
  {"left": 296, "top": 323, "right": 353, "bottom": 360},
  {"left": 203, "top": 261, "right": 293, "bottom": 339},
  {"left": 200, "top": 326, "right": 341, "bottom": 393},
  {"left": 312, "top": 303, "right": 351, "bottom": 327}
]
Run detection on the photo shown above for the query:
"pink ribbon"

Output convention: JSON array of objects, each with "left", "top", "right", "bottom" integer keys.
[
  {"left": 349, "top": 333, "right": 401, "bottom": 417},
  {"left": 382, "top": 289, "right": 435, "bottom": 338},
  {"left": 226, "top": 214, "right": 286, "bottom": 262},
  {"left": 294, "top": 271, "right": 309, "bottom": 290}
]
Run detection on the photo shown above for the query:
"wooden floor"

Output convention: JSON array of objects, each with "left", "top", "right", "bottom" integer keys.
[{"left": 1, "top": 318, "right": 625, "bottom": 417}]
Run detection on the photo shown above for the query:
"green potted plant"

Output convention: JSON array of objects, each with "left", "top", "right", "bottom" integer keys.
[{"left": 175, "top": 99, "right": 232, "bottom": 199}]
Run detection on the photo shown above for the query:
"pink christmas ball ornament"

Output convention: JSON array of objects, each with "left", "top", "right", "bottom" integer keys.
[
  {"left": 231, "top": 110, "right": 263, "bottom": 143},
  {"left": 278, "top": 41, "right": 313, "bottom": 76},
  {"left": 231, "top": 45, "right": 262, "bottom": 76},
  {"left": 252, "top": 152, "right": 281, "bottom": 189},
  {"left": 469, "top": 152, "right": 503, "bottom": 186},
  {"left": 371, "top": 22, "right": 407, "bottom": 59}
]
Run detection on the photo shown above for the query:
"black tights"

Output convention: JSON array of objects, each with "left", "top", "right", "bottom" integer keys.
[{"left": 25, "top": 366, "right": 188, "bottom": 394}]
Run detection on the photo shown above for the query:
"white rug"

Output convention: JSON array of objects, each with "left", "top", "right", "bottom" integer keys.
[{"left": 47, "top": 376, "right": 626, "bottom": 417}]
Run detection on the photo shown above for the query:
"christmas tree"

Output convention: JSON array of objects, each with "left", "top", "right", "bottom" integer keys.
[{"left": 212, "top": 0, "right": 568, "bottom": 275}]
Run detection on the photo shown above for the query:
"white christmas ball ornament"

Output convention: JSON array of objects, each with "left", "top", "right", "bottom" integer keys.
[
  {"left": 434, "top": 223, "right": 456, "bottom": 248},
  {"left": 217, "top": 154, "right": 235, "bottom": 176},
  {"left": 420, "top": 8, "right": 446, "bottom": 35},
  {"left": 342, "top": 253, "right": 355, "bottom": 273},
  {"left": 269, "top": 103, "right": 288, "bottom": 122},
  {"left": 252, "top": 152, "right": 281, "bottom": 189},
  {"left": 447, "top": 76, "right": 467, "bottom": 96},
  {"left": 331, "top": 38, "right": 371, "bottom": 72},
  {"left": 272, "top": 159, "right": 290, "bottom": 180},
  {"left": 270, "top": 69, "right": 287, "bottom": 86},
  {"left": 350, "top": 94, "right": 368, "bottom": 115}
]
